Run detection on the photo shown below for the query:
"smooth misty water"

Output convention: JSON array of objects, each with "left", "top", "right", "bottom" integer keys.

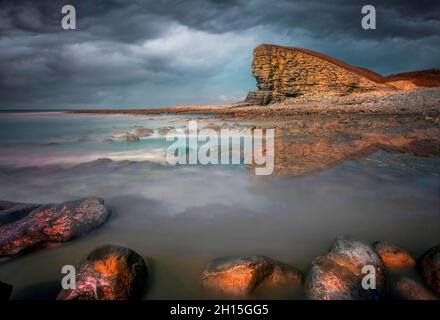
[{"left": 0, "top": 112, "right": 439, "bottom": 299}]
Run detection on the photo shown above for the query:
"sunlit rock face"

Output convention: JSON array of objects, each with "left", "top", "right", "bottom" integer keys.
[
  {"left": 246, "top": 44, "right": 391, "bottom": 105},
  {"left": 419, "top": 245, "right": 440, "bottom": 295},
  {"left": 0, "top": 198, "right": 111, "bottom": 257},
  {"left": 201, "top": 255, "right": 302, "bottom": 296},
  {"left": 373, "top": 241, "right": 416, "bottom": 274},
  {"left": 57, "top": 245, "right": 148, "bottom": 300},
  {"left": 306, "top": 236, "right": 386, "bottom": 300}
]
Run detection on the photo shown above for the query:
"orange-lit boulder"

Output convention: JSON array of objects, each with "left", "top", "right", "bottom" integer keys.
[
  {"left": 373, "top": 242, "right": 415, "bottom": 273},
  {"left": 419, "top": 245, "right": 440, "bottom": 295},
  {"left": 57, "top": 245, "right": 148, "bottom": 300},
  {"left": 201, "top": 256, "right": 302, "bottom": 296},
  {"left": 0, "top": 281, "right": 12, "bottom": 300},
  {"left": 306, "top": 237, "right": 386, "bottom": 300},
  {"left": 0, "top": 198, "right": 110, "bottom": 257},
  {"left": 391, "top": 277, "right": 437, "bottom": 300}
]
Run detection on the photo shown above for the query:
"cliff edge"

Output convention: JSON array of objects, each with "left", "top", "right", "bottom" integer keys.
[{"left": 246, "top": 44, "right": 440, "bottom": 105}]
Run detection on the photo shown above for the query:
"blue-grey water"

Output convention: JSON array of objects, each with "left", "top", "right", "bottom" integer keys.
[{"left": 0, "top": 111, "right": 439, "bottom": 299}]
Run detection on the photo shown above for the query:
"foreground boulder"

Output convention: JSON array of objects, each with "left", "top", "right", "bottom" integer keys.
[
  {"left": 306, "top": 237, "right": 386, "bottom": 300},
  {"left": 0, "top": 281, "right": 13, "bottom": 300},
  {"left": 0, "top": 200, "right": 40, "bottom": 226},
  {"left": 57, "top": 245, "right": 148, "bottom": 300},
  {"left": 419, "top": 245, "right": 440, "bottom": 295},
  {"left": 373, "top": 241, "right": 415, "bottom": 273},
  {"left": 201, "top": 256, "right": 302, "bottom": 296},
  {"left": 391, "top": 277, "right": 437, "bottom": 300},
  {"left": 0, "top": 198, "right": 111, "bottom": 257}
]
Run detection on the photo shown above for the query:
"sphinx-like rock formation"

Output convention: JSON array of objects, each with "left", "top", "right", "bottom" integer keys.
[
  {"left": 246, "top": 44, "right": 389, "bottom": 104},
  {"left": 246, "top": 44, "right": 440, "bottom": 105}
]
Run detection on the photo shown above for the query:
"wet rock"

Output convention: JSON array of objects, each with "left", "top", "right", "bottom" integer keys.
[
  {"left": 306, "top": 236, "right": 386, "bottom": 300},
  {"left": 57, "top": 244, "right": 148, "bottom": 300},
  {"left": 0, "top": 198, "right": 111, "bottom": 257},
  {"left": 111, "top": 131, "right": 129, "bottom": 139},
  {"left": 373, "top": 241, "right": 415, "bottom": 273},
  {"left": 157, "top": 126, "right": 174, "bottom": 135},
  {"left": 419, "top": 245, "right": 440, "bottom": 295},
  {"left": 125, "top": 134, "right": 140, "bottom": 142},
  {"left": 201, "top": 256, "right": 302, "bottom": 296},
  {"left": 0, "top": 200, "right": 40, "bottom": 226},
  {"left": 0, "top": 281, "right": 13, "bottom": 300},
  {"left": 391, "top": 277, "right": 437, "bottom": 300},
  {"left": 102, "top": 138, "right": 113, "bottom": 143},
  {"left": 133, "top": 127, "right": 153, "bottom": 137}
]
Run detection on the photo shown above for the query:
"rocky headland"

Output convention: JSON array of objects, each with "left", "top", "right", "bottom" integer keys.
[{"left": 69, "top": 44, "right": 440, "bottom": 176}]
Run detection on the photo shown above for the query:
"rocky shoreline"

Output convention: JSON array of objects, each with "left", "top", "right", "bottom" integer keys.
[
  {"left": 69, "top": 92, "right": 440, "bottom": 177},
  {"left": 0, "top": 199, "right": 438, "bottom": 300},
  {"left": 69, "top": 87, "right": 440, "bottom": 118}
]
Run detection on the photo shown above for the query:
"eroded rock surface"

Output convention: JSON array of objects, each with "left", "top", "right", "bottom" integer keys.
[
  {"left": 306, "top": 237, "right": 386, "bottom": 300},
  {"left": 246, "top": 44, "right": 391, "bottom": 104},
  {"left": 57, "top": 244, "right": 148, "bottom": 300},
  {"left": 0, "top": 198, "right": 111, "bottom": 257},
  {"left": 201, "top": 256, "right": 302, "bottom": 296}
]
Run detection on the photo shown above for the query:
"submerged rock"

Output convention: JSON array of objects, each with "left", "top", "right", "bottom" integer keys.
[
  {"left": 57, "top": 245, "right": 148, "bottom": 300},
  {"left": 419, "top": 245, "right": 440, "bottom": 295},
  {"left": 157, "top": 126, "right": 174, "bottom": 135},
  {"left": 201, "top": 255, "right": 302, "bottom": 296},
  {"left": 373, "top": 241, "right": 415, "bottom": 273},
  {"left": 111, "top": 131, "right": 129, "bottom": 139},
  {"left": 0, "top": 198, "right": 111, "bottom": 257},
  {"left": 133, "top": 127, "right": 153, "bottom": 137},
  {"left": 125, "top": 134, "right": 140, "bottom": 142},
  {"left": 391, "top": 277, "right": 437, "bottom": 300},
  {"left": 0, "top": 281, "right": 13, "bottom": 300},
  {"left": 306, "top": 236, "right": 386, "bottom": 300}
]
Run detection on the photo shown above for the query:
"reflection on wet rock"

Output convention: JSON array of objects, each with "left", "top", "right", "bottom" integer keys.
[{"left": 255, "top": 115, "right": 440, "bottom": 176}]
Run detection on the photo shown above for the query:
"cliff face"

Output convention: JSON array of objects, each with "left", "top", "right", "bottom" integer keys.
[{"left": 246, "top": 44, "right": 391, "bottom": 105}]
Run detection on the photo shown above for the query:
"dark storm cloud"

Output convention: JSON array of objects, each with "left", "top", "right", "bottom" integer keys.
[{"left": 0, "top": 0, "right": 439, "bottom": 108}]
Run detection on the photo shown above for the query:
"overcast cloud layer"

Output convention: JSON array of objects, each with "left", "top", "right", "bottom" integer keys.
[{"left": 0, "top": 0, "right": 439, "bottom": 109}]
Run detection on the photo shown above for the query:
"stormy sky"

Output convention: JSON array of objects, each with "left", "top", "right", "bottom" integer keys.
[{"left": 0, "top": 0, "right": 439, "bottom": 109}]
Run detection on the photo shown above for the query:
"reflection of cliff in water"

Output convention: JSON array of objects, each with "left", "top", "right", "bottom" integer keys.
[{"left": 249, "top": 115, "right": 440, "bottom": 176}]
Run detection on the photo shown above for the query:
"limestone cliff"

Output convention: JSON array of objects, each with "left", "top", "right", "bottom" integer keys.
[{"left": 246, "top": 44, "right": 391, "bottom": 105}]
